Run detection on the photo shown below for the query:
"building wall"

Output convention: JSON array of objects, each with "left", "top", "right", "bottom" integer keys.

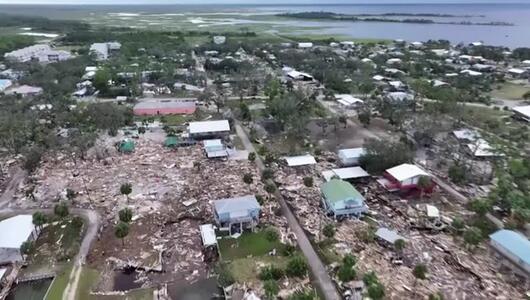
[
  {"left": 490, "top": 240, "right": 530, "bottom": 275},
  {"left": 133, "top": 107, "right": 196, "bottom": 116}
]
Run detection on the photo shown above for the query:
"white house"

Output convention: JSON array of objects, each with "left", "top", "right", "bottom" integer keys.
[
  {"left": 0, "top": 79, "right": 13, "bottom": 92},
  {"left": 338, "top": 148, "right": 365, "bottom": 166},
  {"left": 90, "top": 42, "right": 121, "bottom": 60},
  {"left": 0, "top": 215, "right": 40, "bottom": 264},
  {"left": 188, "top": 120, "right": 230, "bottom": 138},
  {"left": 298, "top": 42, "right": 313, "bottom": 49},
  {"left": 284, "top": 154, "right": 317, "bottom": 167},
  {"left": 287, "top": 70, "right": 314, "bottom": 81},
  {"left": 213, "top": 36, "right": 226, "bottom": 45},
  {"left": 5, "top": 85, "right": 43, "bottom": 97},
  {"left": 513, "top": 105, "right": 530, "bottom": 122},
  {"left": 335, "top": 94, "right": 363, "bottom": 107},
  {"left": 4, "top": 44, "right": 72, "bottom": 63},
  {"left": 507, "top": 68, "right": 527, "bottom": 78}
]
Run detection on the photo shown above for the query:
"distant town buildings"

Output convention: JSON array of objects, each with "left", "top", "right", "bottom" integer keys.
[
  {"left": 89, "top": 42, "right": 122, "bottom": 60},
  {"left": 4, "top": 44, "right": 72, "bottom": 63}
]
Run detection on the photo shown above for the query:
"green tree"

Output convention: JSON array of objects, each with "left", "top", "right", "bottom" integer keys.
[
  {"left": 322, "top": 223, "right": 335, "bottom": 239},
  {"left": 120, "top": 183, "right": 132, "bottom": 204},
  {"left": 265, "top": 183, "right": 276, "bottom": 198},
  {"left": 359, "top": 138, "right": 413, "bottom": 174},
  {"left": 429, "top": 292, "right": 445, "bottom": 300},
  {"left": 463, "top": 226, "right": 483, "bottom": 249},
  {"left": 248, "top": 152, "right": 256, "bottom": 162},
  {"left": 54, "top": 202, "right": 69, "bottom": 219},
  {"left": 469, "top": 199, "right": 491, "bottom": 217},
  {"left": 115, "top": 221, "right": 130, "bottom": 246},
  {"left": 243, "top": 173, "right": 253, "bottom": 185},
  {"left": 262, "top": 168, "right": 274, "bottom": 180},
  {"left": 72, "top": 216, "right": 83, "bottom": 229},
  {"left": 239, "top": 102, "right": 251, "bottom": 121},
  {"left": 394, "top": 238, "right": 406, "bottom": 255},
  {"left": 119, "top": 208, "right": 133, "bottom": 223},
  {"left": 417, "top": 176, "right": 432, "bottom": 200},
  {"left": 259, "top": 266, "right": 284, "bottom": 281},
  {"left": 337, "top": 254, "right": 357, "bottom": 282},
  {"left": 451, "top": 216, "right": 465, "bottom": 233},
  {"left": 303, "top": 176, "right": 314, "bottom": 187},
  {"left": 358, "top": 109, "right": 372, "bottom": 127},
  {"left": 286, "top": 256, "right": 308, "bottom": 278},
  {"left": 263, "top": 279, "right": 279, "bottom": 300},
  {"left": 32, "top": 211, "right": 47, "bottom": 230},
  {"left": 413, "top": 264, "right": 427, "bottom": 280},
  {"left": 66, "top": 188, "right": 76, "bottom": 203},
  {"left": 93, "top": 68, "right": 111, "bottom": 94},
  {"left": 20, "top": 241, "right": 33, "bottom": 255},
  {"left": 367, "top": 282, "right": 385, "bottom": 300},
  {"left": 287, "top": 289, "right": 318, "bottom": 300}
]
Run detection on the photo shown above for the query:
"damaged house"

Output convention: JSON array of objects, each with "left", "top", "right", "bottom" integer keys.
[
  {"left": 213, "top": 195, "right": 261, "bottom": 235},
  {"left": 320, "top": 179, "right": 368, "bottom": 219},
  {"left": 379, "top": 163, "right": 434, "bottom": 193}
]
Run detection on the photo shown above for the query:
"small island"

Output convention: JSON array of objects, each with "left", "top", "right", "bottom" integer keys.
[{"left": 277, "top": 12, "right": 513, "bottom": 26}]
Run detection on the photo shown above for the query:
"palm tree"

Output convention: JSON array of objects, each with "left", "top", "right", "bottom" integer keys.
[
  {"left": 120, "top": 183, "right": 132, "bottom": 204},
  {"left": 119, "top": 208, "right": 133, "bottom": 223},
  {"left": 417, "top": 176, "right": 432, "bottom": 200},
  {"left": 32, "top": 211, "right": 47, "bottom": 231},
  {"left": 115, "top": 222, "right": 130, "bottom": 246}
]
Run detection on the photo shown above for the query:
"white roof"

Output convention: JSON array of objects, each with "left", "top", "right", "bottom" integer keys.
[
  {"left": 338, "top": 148, "right": 365, "bottom": 159},
  {"left": 0, "top": 268, "right": 6, "bottom": 279},
  {"left": 0, "top": 215, "right": 35, "bottom": 249},
  {"left": 372, "top": 75, "right": 385, "bottom": 81},
  {"left": 287, "top": 70, "right": 313, "bottom": 80},
  {"left": 523, "top": 60, "right": 530, "bottom": 65},
  {"left": 467, "top": 139, "right": 502, "bottom": 157},
  {"left": 375, "top": 227, "right": 404, "bottom": 244},
  {"left": 453, "top": 129, "right": 480, "bottom": 141},
  {"left": 322, "top": 167, "right": 370, "bottom": 181},
  {"left": 388, "top": 92, "right": 413, "bottom": 102},
  {"left": 199, "top": 224, "right": 217, "bottom": 247},
  {"left": 388, "top": 81, "right": 403, "bottom": 88},
  {"left": 298, "top": 42, "right": 313, "bottom": 48},
  {"left": 508, "top": 68, "right": 526, "bottom": 75},
  {"left": 284, "top": 154, "right": 316, "bottom": 167},
  {"left": 189, "top": 120, "right": 230, "bottom": 134},
  {"left": 445, "top": 73, "right": 459, "bottom": 77},
  {"left": 461, "top": 69, "right": 482, "bottom": 76},
  {"left": 513, "top": 105, "right": 530, "bottom": 118},
  {"left": 432, "top": 80, "right": 448, "bottom": 87},
  {"left": 386, "top": 163, "right": 429, "bottom": 181},
  {"left": 335, "top": 94, "right": 363, "bottom": 106},
  {"left": 426, "top": 204, "right": 440, "bottom": 218},
  {"left": 203, "top": 139, "right": 223, "bottom": 147}
]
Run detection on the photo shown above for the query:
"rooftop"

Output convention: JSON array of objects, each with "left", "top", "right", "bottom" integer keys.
[
  {"left": 213, "top": 195, "right": 260, "bottom": 215},
  {"left": 284, "top": 154, "right": 317, "bottom": 167},
  {"left": 189, "top": 120, "right": 230, "bottom": 134},
  {"left": 376, "top": 227, "right": 405, "bottom": 244},
  {"left": 321, "top": 179, "right": 364, "bottom": 205},
  {"left": 490, "top": 230, "right": 530, "bottom": 266},
  {"left": 0, "top": 215, "right": 35, "bottom": 249},
  {"left": 386, "top": 163, "right": 429, "bottom": 181}
]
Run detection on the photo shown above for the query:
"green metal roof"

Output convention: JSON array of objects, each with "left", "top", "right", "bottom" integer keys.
[
  {"left": 321, "top": 179, "right": 363, "bottom": 206},
  {"left": 164, "top": 136, "right": 178, "bottom": 147}
]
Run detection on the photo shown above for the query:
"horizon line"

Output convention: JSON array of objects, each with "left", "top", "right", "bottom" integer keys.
[{"left": 0, "top": 2, "right": 529, "bottom": 6}]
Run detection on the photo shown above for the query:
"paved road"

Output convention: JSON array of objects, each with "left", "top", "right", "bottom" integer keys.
[
  {"left": 0, "top": 168, "right": 26, "bottom": 209},
  {"left": 0, "top": 207, "right": 101, "bottom": 300},
  {"left": 235, "top": 123, "right": 341, "bottom": 300}
]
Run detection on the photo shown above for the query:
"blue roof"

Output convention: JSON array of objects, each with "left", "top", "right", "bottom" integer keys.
[{"left": 490, "top": 229, "right": 530, "bottom": 265}]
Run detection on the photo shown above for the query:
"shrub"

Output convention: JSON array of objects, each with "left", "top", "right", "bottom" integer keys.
[
  {"left": 263, "top": 280, "right": 279, "bottom": 300},
  {"left": 286, "top": 256, "right": 308, "bottom": 278},
  {"left": 262, "top": 168, "right": 274, "bottom": 180},
  {"left": 448, "top": 164, "right": 467, "bottom": 184},
  {"left": 243, "top": 173, "right": 253, "bottom": 184},
  {"left": 256, "top": 195, "right": 265, "bottom": 205},
  {"left": 413, "top": 264, "right": 428, "bottom": 280},
  {"left": 282, "top": 244, "right": 296, "bottom": 256},
  {"left": 248, "top": 152, "right": 256, "bottom": 162},
  {"left": 72, "top": 216, "right": 84, "bottom": 229},
  {"left": 264, "top": 228, "right": 279, "bottom": 242},
  {"left": 216, "top": 263, "right": 235, "bottom": 287},
  {"left": 54, "top": 202, "right": 69, "bottom": 218},
  {"left": 303, "top": 176, "right": 314, "bottom": 187},
  {"left": 20, "top": 241, "right": 34, "bottom": 255},
  {"left": 322, "top": 223, "right": 335, "bottom": 239},
  {"left": 259, "top": 266, "right": 284, "bottom": 281},
  {"left": 337, "top": 263, "right": 356, "bottom": 282},
  {"left": 119, "top": 208, "right": 133, "bottom": 223}
]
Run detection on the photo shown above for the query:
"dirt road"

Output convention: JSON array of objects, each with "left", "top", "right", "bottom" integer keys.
[{"left": 235, "top": 122, "right": 341, "bottom": 300}]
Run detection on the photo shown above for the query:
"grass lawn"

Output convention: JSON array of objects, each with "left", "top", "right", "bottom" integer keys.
[
  {"left": 229, "top": 255, "right": 291, "bottom": 283},
  {"left": 75, "top": 267, "right": 100, "bottom": 300},
  {"left": 491, "top": 83, "right": 530, "bottom": 100},
  {"left": 44, "top": 263, "right": 73, "bottom": 300},
  {"left": 218, "top": 230, "right": 286, "bottom": 260}
]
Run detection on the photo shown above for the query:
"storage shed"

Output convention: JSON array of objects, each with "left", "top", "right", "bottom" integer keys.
[
  {"left": 338, "top": 148, "right": 365, "bottom": 166},
  {"left": 489, "top": 229, "right": 530, "bottom": 276},
  {"left": 320, "top": 179, "right": 367, "bottom": 218}
]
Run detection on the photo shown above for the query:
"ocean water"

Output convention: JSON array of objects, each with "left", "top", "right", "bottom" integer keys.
[{"left": 1, "top": 3, "right": 529, "bottom": 48}]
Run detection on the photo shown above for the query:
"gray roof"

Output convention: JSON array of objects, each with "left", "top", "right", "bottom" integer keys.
[
  {"left": 213, "top": 195, "right": 260, "bottom": 215},
  {"left": 375, "top": 227, "right": 404, "bottom": 244}
]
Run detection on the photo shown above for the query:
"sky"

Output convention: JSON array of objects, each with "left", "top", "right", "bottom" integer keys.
[{"left": 0, "top": 0, "right": 527, "bottom": 4}]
